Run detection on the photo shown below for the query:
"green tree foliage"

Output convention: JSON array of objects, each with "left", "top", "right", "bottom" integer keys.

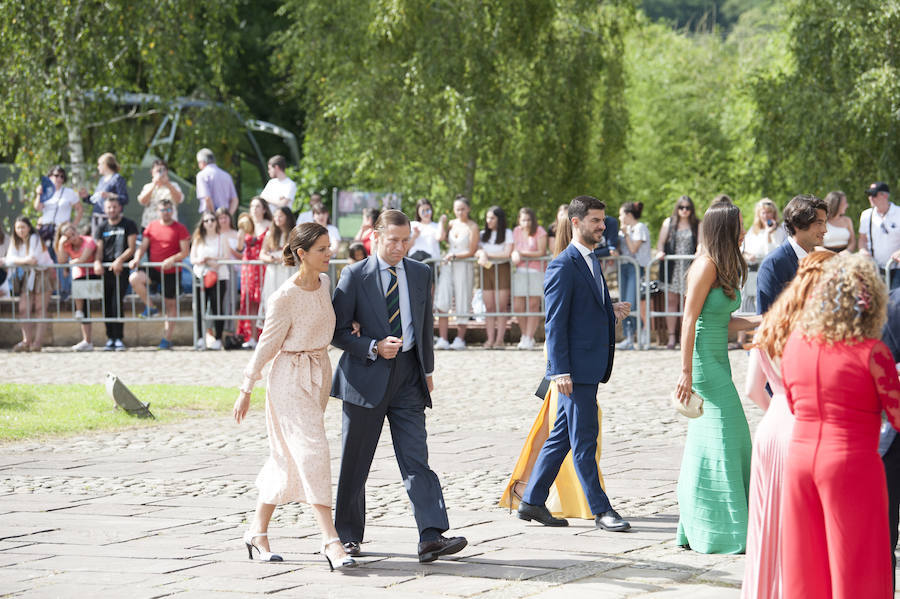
[
  {"left": 752, "top": 0, "right": 900, "bottom": 220},
  {"left": 0, "top": 0, "right": 244, "bottom": 187},
  {"left": 276, "top": 0, "right": 634, "bottom": 224}
]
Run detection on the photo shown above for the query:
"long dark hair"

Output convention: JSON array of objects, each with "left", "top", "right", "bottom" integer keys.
[
  {"left": 193, "top": 210, "right": 219, "bottom": 244},
  {"left": 518, "top": 207, "right": 538, "bottom": 236},
  {"left": 664, "top": 195, "right": 699, "bottom": 255},
  {"left": 265, "top": 206, "right": 297, "bottom": 250},
  {"left": 414, "top": 198, "right": 433, "bottom": 222},
  {"left": 695, "top": 202, "right": 747, "bottom": 300},
  {"left": 481, "top": 205, "right": 507, "bottom": 244},
  {"left": 13, "top": 216, "right": 36, "bottom": 249}
]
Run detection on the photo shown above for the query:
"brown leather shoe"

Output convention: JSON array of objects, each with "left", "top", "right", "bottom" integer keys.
[{"left": 417, "top": 535, "right": 467, "bottom": 563}]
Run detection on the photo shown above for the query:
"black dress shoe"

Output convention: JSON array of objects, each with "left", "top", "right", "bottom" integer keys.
[
  {"left": 595, "top": 509, "right": 630, "bottom": 532},
  {"left": 417, "top": 535, "right": 467, "bottom": 563},
  {"left": 517, "top": 501, "right": 569, "bottom": 527},
  {"left": 342, "top": 541, "right": 361, "bottom": 556}
]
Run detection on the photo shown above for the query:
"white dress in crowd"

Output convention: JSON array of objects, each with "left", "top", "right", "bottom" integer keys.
[
  {"left": 822, "top": 221, "right": 851, "bottom": 251},
  {"left": 6, "top": 234, "right": 54, "bottom": 292},
  {"left": 259, "top": 245, "right": 294, "bottom": 320},
  {"left": 435, "top": 221, "right": 474, "bottom": 322},
  {"left": 409, "top": 220, "right": 442, "bottom": 261},
  {"left": 740, "top": 225, "right": 785, "bottom": 313}
]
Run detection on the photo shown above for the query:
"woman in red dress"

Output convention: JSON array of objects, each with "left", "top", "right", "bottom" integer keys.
[
  {"left": 781, "top": 253, "right": 900, "bottom": 599},
  {"left": 237, "top": 197, "right": 271, "bottom": 346}
]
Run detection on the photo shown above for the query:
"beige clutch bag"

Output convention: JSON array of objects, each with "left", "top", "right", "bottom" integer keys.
[{"left": 671, "top": 389, "right": 704, "bottom": 418}]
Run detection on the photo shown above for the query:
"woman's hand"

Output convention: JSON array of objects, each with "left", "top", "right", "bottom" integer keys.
[
  {"left": 675, "top": 372, "right": 693, "bottom": 406},
  {"left": 511, "top": 249, "right": 522, "bottom": 265},
  {"left": 655, "top": 250, "right": 666, "bottom": 261},
  {"left": 233, "top": 391, "right": 251, "bottom": 424}
]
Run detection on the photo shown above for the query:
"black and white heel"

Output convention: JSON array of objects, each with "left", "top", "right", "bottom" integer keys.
[
  {"left": 321, "top": 537, "right": 356, "bottom": 571},
  {"left": 243, "top": 531, "right": 283, "bottom": 562}
]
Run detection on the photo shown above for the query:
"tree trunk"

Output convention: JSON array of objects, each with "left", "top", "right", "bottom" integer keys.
[
  {"left": 60, "top": 88, "right": 87, "bottom": 187},
  {"left": 463, "top": 154, "right": 477, "bottom": 201}
]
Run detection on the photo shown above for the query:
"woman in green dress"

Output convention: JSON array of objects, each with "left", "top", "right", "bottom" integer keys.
[{"left": 673, "top": 201, "right": 761, "bottom": 554}]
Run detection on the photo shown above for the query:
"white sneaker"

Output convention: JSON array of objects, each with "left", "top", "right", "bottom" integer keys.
[
  {"left": 195, "top": 338, "right": 207, "bottom": 351},
  {"left": 113, "top": 339, "right": 126, "bottom": 351},
  {"left": 74, "top": 310, "right": 85, "bottom": 320},
  {"left": 242, "top": 338, "right": 257, "bottom": 350},
  {"left": 616, "top": 337, "right": 635, "bottom": 351},
  {"left": 640, "top": 327, "right": 651, "bottom": 349},
  {"left": 450, "top": 337, "right": 466, "bottom": 350},
  {"left": 209, "top": 339, "right": 222, "bottom": 351},
  {"left": 72, "top": 340, "right": 93, "bottom": 352},
  {"left": 434, "top": 337, "right": 451, "bottom": 350},
  {"left": 517, "top": 336, "right": 529, "bottom": 350}
]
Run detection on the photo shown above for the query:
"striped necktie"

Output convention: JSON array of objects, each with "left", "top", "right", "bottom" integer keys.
[{"left": 386, "top": 267, "right": 402, "bottom": 337}]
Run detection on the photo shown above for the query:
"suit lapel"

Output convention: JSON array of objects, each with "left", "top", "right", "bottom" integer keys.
[
  {"left": 403, "top": 258, "right": 424, "bottom": 332},
  {"left": 567, "top": 244, "right": 605, "bottom": 307},
  {"left": 361, "top": 256, "right": 390, "bottom": 335}
]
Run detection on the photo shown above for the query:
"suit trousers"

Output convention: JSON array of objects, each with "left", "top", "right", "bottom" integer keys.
[
  {"left": 522, "top": 382, "right": 611, "bottom": 515},
  {"left": 335, "top": 348, "right": 449, "bottom": 543},
  {"left": 884, "top": 435, "right": 900, "bottom": 586}
]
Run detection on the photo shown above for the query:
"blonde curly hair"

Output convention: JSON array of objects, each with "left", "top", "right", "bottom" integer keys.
[
  {"left": 798, "top": 253, "right": 888, "bottom": 344},
  {"left": 754, "top": 250, "right": 835, "bottom": 358}
]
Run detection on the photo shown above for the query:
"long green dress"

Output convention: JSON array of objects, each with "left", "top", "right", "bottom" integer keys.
[{"left": 676, "top": 286, "right": 751, "bottom": 554}]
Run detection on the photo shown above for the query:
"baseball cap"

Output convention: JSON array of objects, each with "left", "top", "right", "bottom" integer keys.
[{"left": 866, "top": 181, "right": 890, "bottom": 195}]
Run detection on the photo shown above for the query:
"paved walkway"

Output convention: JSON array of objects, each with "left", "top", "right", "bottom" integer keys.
[{"left": 3, "top": 347, "right": 757, "bottom": 598}]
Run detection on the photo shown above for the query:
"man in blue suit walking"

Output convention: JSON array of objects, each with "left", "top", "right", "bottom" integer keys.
[
  {"left": 517, "top": 196, "right": 632, "bottom": 531},
  {"left": 331, "top": 209, "right": 467, "bottom": 563},
  {"left": 755, "top": 194, "right": 827, "bottom": 314}
]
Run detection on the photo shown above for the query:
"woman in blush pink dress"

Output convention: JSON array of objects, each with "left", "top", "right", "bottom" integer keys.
[
  {"left": 741, "top": 250, "right": 834, "bottom": 599},
  {"left": 233, "top": 222, "right": 355, "bottom": 571}
]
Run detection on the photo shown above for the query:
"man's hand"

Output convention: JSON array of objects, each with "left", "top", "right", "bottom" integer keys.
[
  {"left": 111, "top": 258, "right": 124, "bottom": 274},
  {"left": 426, "top": 375, "right": 434, "bottom": 393},
  {"left": 127, "top": 257, "right": 140, "bottom": 270},
  {"left": 612, "top": 301, "right": 631, "bottom": 321},
  {"left": 376, "top": 336, "right": 403, "bottom": 360},
  {"left": 891, "top": 249, "right": 900, "bottom": 264},
  {"left": 160, "top": 257, "right": 176, "bottom": 271},
  {"left": 555, "top": 375, "right": 573, "bottom": 397}
]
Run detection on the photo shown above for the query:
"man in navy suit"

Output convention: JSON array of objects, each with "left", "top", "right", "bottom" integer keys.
[
  {"left": 331, "top": 209, "right": 467, "bottom": 563},
  {"left": 517, "top": 196, "right": 632, "bottom": 531},
  {"left": 756, "top": 194, "right": 827, "bottom": 314}
]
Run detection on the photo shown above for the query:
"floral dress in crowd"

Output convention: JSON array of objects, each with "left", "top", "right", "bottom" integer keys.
[{"left": 238, "top": 229, "right": 267, "bottom": 341}]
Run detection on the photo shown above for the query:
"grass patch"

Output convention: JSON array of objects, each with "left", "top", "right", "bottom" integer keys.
[{"left": 0, "top": 383, "right": 266, "bottom": 442}]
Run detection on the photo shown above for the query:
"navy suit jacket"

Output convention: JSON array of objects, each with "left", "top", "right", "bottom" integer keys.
[
  {"left": 545, "top": 243, "right": 617, "bottom": 385},
  {"left": 756, "top": 238, "right": 799, "bottom": 314},
  {"left": 331, "top": 256, "right": 435, "bottom": 408}
]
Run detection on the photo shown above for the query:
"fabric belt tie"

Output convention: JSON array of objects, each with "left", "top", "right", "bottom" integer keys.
[{"left": 279, "top": 348, "right": 326, "bottom": 396}]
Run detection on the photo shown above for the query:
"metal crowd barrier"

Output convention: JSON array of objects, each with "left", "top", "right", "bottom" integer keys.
[
  {"left": 2, "top": 261, "right": 197, "bottom": 345},
  {"left": 4, "top": 254, "right": 649, "bottom": 349}
]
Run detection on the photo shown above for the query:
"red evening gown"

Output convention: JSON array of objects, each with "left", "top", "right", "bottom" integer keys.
[
  {"left": 238, "top": 229, "right": 267, "bottom": 341},
  {"left": 781, "top": 330, "right": 900, "bottom": 599}
]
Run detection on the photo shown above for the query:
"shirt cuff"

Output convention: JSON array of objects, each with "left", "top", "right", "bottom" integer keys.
[
  {"left": 367, "top": 340, "right": 378, "bottom": 361},
  {"left": 425, "top": 372, "right": 433, "bottom": 378},
  {"left": 549, "top": 373, "right": 570, "bottom": 380}
]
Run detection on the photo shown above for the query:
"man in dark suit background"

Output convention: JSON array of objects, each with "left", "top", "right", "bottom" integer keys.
[
  {"left": 331, "top": 209, "right": 467, "bottom": 563},
  {"left": 756, "top": 194, "right": 828, "bottom": 314},
  {"left": 517, "top": 196, "right": 632, "bottom": 531},
  {"left": 880, "top": 286, "right": 900, "bottom": 585}
]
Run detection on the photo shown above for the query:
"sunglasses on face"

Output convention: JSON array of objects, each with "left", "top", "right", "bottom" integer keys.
[
  {"left": 678, "top": 205, "right": 691, "bottom": 211},
  {"left": 203, "top": 218, "right": 215, "bottom": 223},
  {"left": 50, "top": 173, "right": 64, "bottom": 178},
  {"left": 160, "top": 208, "right": 174, "bottom": 213}
]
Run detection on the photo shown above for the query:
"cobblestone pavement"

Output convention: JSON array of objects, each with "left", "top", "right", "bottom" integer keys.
[{"left": 1, "top": 347, "right": 770, "bottom": 598}]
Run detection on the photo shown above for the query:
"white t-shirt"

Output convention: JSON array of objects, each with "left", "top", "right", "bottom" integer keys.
[
  {"left": 325, "top": 224, "right": 341, "bottom": 252},
  {"left": 260, "top": 177, "right": 297, "bottom": 211},
  {"left": 190, "top": 234, "right": 230, "bottom": 280},
  {"left": 860, "top": 203, "right": 900, "bottom": 268},
  {"left": 409, "top": 221, "right": 441, "bottom": 259},
  {"left": 479, "top": 228, "right": 514, "bottom": 255},
  {"left": 618, "top": 222, "right": 652, "bottom": 267},
  {"left": 297, "top": 210, "right": 314, "bottom": 224},
  {"left": 38, "top": 187, "right": 80, "bottom": 226}
]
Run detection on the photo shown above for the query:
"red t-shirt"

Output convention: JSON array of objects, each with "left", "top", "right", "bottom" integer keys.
[{"left": 143, "top": 220, "right": 190, "bottom": 273}]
